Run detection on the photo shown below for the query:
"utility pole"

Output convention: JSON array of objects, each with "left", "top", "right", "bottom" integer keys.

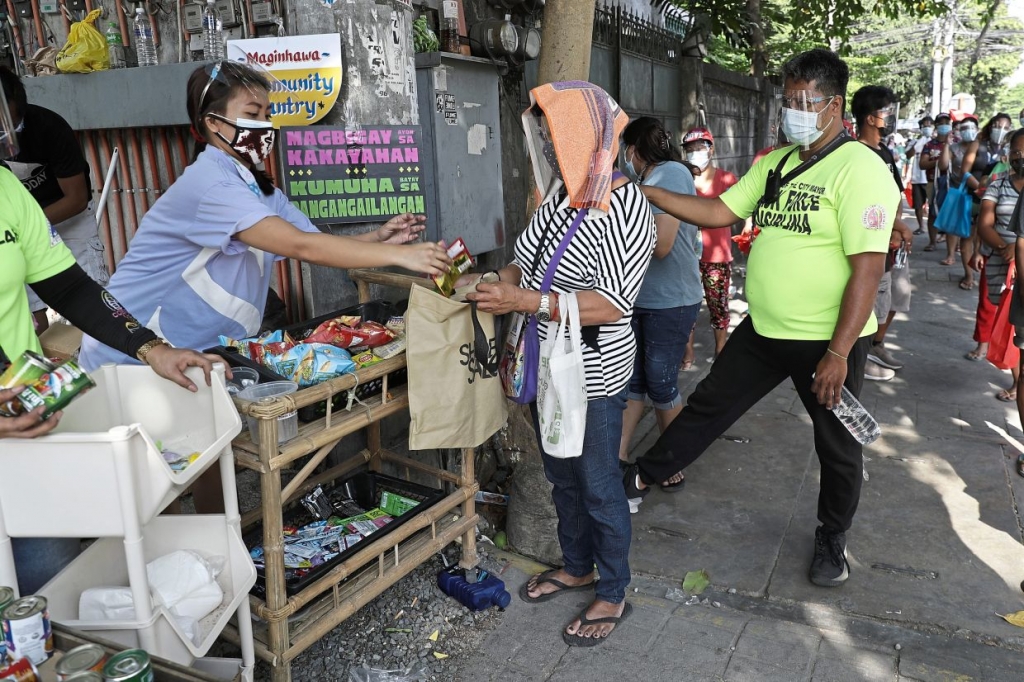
[
  {"left": 536, "top": 0, "right": 598, "bottom": 85},
  {"left": 930, "top": 18, "right": 943, "bottom": 117},
  {"left": 940, "top": 9, "right": 956, "bottom": 111}
]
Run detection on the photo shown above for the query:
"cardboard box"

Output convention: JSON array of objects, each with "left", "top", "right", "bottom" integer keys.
[{"left": 38, "top": 323, "right": 83, "bottom": 360}]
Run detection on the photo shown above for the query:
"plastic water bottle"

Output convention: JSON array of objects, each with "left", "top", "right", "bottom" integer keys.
[
  {"left": 832, "top": 386, "right": 881, "bottom": 445},
  {"left": 202, "top": 0, "right": 225, "bottom": 61},
  {"left": 105, "top": 22, "right": 126, "bottom": 69},
  {"left": 436, "top": 566, "right": 510, "bottom": 611},
  {"left": 133, "top": 7, "right": 157, "bottom": 67}
]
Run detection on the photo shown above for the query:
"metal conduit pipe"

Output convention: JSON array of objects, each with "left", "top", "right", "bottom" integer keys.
[
  {"left": 113, "top": 129, "right": 139, "bottom": 239},
  {"left": 57, "top": 0, "right": 70, "bottom": 36},
  {"left": 116, "top": 0, "right": 129, "bottom": 50},
  {"left": 142, "top": 128, "right": 162, "bottom": 200},
  {"left": 29, "top": 0, "right": 45, "bottom": 49},
  {"left": 5, "top": 0, "right": 25, "bottom": 58},
  {"left": 127, "top": 129, "right": 150, "bottom": 215},
  {"left": 83, "top": 131, "right": 117, "bottom": 274},
  {"left": 158, "top": 128, "right": 178, "bottom": 185},
  {"left": 97, "top": 132, "right": 129, "bottom": 263},
  {"left": 173, "top": 126, "right": 190, "bottom": 169}
]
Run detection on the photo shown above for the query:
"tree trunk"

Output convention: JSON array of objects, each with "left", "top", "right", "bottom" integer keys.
[
  {"left": 968, "top": 0, "right": 1002, "bottom": 79},
  {"left": 746, "top": 0, "right": 767, "bottom": 78},
  {"left": 537, "top": 0, "right": 598, "bottom": 85}
]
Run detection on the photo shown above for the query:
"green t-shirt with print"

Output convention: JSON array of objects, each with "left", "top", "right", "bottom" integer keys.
[
  {"left": 720, "top": 141, "right": 899, "bottom": 341},
  {"left": 0, "top": 166, "right": 76, "bottom": 361}
]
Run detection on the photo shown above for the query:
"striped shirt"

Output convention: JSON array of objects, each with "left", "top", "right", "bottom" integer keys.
[{"left": 513, "top": 183, "right": 656, "bottom": 398}]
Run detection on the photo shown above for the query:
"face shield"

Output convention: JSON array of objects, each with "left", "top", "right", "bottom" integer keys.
[
  {"left": 523, "top": 106, "right": 562, "bottom": 201},
  {"left": 776, "top": 91, "right": 837, "bottom": 151},
  {"left": 0, "top": 80, "right": 18, "bottom": 161},
  {"left": 874, "top": 103, "right": 897, "bottom": 136}
]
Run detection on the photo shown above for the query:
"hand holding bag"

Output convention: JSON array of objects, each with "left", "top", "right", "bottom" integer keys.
[
  {"left": 537, "top": 293, "right": 587, "bottom": 458},
  {"left": 500, "top": 208, "right": 589, "bottom": 404},
  {"left": 987, "top": 269, "right": 1019, "bottom": 371}
]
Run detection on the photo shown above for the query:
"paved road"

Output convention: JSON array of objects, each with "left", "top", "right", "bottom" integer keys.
[{"left": 453, "top": 215, "right": 1024, "bottom": 681}]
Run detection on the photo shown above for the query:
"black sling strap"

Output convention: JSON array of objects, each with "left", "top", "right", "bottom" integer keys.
[{"left": 758, "top": 131, "right": 855, "bottom": 209}]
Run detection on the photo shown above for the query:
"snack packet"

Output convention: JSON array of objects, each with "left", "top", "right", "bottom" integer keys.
[{"left": 434, "top": 238, "right": 474, "bottom": 297}]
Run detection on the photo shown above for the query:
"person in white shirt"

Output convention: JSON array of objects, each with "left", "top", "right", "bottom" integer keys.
[{"left": 905, "top": 115, "right": 934, "bottom": 235}]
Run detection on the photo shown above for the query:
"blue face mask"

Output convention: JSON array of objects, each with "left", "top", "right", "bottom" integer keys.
[
  {"left": 937, "top": 124, "right": 952, "bottom": 136},
  {"left": 623, "top": 149, "right": 638, "bottom": 181}
]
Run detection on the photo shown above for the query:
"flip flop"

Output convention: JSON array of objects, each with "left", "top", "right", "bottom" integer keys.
[
  {"left": 964, "top": 352, "right": 984, "bottom": 361},
  {"left": 924, "top": 244, "right": 936, "bottom": 252},
  {"left": 519, "top": 569, "right": 596, "bottom": 603},
  {"left": 997, "top": 389, "right": 1017, "bottom": 403},
  {"left": 940, "top": 259, "right": 955, "bottom": 266},
  {"left": 680, "top": 359, "right": 695, "bottom": 371},
  {"left": 959, "top": 279, "right": 974, "bottom": 291},
  {"left": 562, "top": 602, "right": 634, "bottom": 648},
  {"left": 660, "top": 472, "right": 686, "bottom": 493}
]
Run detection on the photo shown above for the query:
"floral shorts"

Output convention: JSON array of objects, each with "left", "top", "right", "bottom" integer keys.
[{"left": 699, "top": 261, "right": 732, "bottom": 330}]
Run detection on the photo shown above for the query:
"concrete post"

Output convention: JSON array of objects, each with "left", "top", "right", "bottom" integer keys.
[{"left": 537, "top": 0, "right": 598, "bottom": 85}]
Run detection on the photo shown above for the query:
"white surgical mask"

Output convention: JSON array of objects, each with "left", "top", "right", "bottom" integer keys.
[
  {"left": 780, "top": 98, "right": 833, "bottom": 146},
  {"left": 921, "top": 126, "right": 934, "bottom": 137},
  {"left": 686, "top": 150, "right": 710, "bottom": 170}
]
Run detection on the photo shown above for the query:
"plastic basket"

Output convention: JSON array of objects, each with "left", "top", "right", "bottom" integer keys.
[
  {"left": 39, "top": 515, "right": 257, "bottom": 666},
  {"left": 0, "top": 364, "right": 240, "bottom": 537},
  {"left": 245, "top": 471, "right": 444, "bottom": 598},
  {"left": 205, "top": 300, "right": 408, "bottom": 422}
]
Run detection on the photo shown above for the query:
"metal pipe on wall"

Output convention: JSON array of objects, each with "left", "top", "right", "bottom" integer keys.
[
  {"left": 158, "top": 128, "right": 178, "bottom": 185},
  {"left": 82, "top": 131, "right": 117, "bottom": 274},
  {"left": 97, "top": 131, "right": 129, "bottom": 263},
  {"left": 116, "top": 0, "right": 129, "bottom": 49},
  {"left": 57, "top": 0, "right": 71, "bottom": 36},
  {"left": 127, "top": 129, "right": 150, "bottom": 215},
  {"left": 29, "top": 0, "right": 45, "bottom": 49},
  {"left": 5, "top": 0, "right": 25, "bottom": 58},
  {"left": 142, "top": 128, "right": 161, "bottom": 196},
  {"left": 113, "top": 129, "right": 140, "bottom": 238}
]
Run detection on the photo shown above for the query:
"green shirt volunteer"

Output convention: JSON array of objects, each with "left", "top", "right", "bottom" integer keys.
[
  {"left": 0, "top": 166, "right": 76, "bottom": 360},
  {"left": 720, "top": 142, "right": 899, "bottom": 340}
]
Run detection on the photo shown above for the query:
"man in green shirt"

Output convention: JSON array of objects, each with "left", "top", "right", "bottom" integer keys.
[{"left": 622, "top": 49, "right": 898, "bottom": 587}]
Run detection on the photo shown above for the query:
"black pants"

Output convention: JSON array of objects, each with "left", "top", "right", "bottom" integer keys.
[{"left": 636, "top": 317, "right": 870, "bottom": 532}]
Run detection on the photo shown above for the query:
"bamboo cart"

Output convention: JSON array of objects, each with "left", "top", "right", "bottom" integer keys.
[{"left": 220, "top": 269, "right": 480, "bottom": 682}]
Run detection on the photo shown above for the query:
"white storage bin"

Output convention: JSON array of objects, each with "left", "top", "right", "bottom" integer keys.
[
  {"left": 0, "top": 364, "right": 240, "bottom": 537},
  {"left": 39, "top": 515, "right": 256, "bottom": 666}
]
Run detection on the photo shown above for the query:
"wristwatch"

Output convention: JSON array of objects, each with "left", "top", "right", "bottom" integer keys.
[
  {"left": 136, "top": 338, "right": 169, "bottom": 365},
  {"left": 537, "top": 293, "right": 552, "bottom": 323}
]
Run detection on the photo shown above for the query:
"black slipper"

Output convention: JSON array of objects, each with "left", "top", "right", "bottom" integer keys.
[
  {"left": 562, "top": 602, "right": 633, "bottom": 647},
  {"left": 660, "top": 473, "right": 686, "bottom": 493},
  {"left": 519, "top": 569, "right": 597, "bottom": 603}
]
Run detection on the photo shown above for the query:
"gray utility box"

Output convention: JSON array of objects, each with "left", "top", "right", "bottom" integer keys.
[{"left": 415, "top": 52, "right": 505, "bottom": 257}]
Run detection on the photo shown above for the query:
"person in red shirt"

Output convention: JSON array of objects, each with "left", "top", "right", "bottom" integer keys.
[{"left": 682, "top": 127, "right": 739, "bottom": 365}]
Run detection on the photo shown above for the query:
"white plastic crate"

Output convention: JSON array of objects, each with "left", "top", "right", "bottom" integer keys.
[
  {"left": 0, "top": 364, "right": 241, "bottom": 537},
  {"left": 39, "top": 515, "right": 257, "bottom": 666}
]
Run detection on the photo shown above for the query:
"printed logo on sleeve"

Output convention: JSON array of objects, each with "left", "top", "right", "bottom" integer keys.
[{"left": 861, "top": 205, "right": 888, "bottom": 230}]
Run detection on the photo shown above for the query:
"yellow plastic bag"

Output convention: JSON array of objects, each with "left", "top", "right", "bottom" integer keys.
[{"left": 56, "top": 9, "right": 110, "bottom": 73}]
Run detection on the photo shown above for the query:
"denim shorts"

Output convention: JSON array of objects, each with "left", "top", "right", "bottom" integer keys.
[{"left": 628, "top": 304, "right": 701, "bottom": 410}]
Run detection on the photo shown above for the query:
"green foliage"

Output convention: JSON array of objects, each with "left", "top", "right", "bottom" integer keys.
[{"left": 994, "top": 82, "right": 1024, "bottom": 117}]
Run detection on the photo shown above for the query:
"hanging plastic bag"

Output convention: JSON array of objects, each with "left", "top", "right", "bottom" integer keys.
[
  {"left": 934, "top": 179, "right": 972, "bottom": 239},
  {"left": 56, "top": 9, "right": 111, "bottom": 73},
  {"left": 537, "top": 292, "right": 587, "bottom": 459}
]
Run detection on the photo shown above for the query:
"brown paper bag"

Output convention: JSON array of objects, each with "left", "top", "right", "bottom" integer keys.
[{"left": 406, "top": 284, "right": 507, "bottom": 449}]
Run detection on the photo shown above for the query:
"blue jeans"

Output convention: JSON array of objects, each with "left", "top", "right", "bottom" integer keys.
[
  {"left": 12, "top": 537, "right": 81, "bottom": 595},
  {"left": 531, "top": 387, "right": 631, "bottom": 603},
  {"left": 628, "top": 304, "right": 701, "bottom": 409}
]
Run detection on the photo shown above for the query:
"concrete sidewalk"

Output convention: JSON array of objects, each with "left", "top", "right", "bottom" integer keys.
[{"left": 452, "top": 220, "right": 1024, "bottom": 681}]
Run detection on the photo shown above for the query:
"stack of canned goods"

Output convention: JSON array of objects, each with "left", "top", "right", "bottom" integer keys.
[
  {"left": 0, "top": 351, "right": 95, "bottom": 419},
  {"left": 0, "top": 587, "right": 153, "bottom": 682}
]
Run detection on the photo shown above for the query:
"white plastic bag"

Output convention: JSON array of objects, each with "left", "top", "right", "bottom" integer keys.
[
  {"left": 537, "top": 292, "right": 587, "bottom": 458},
  {"left": 147, "top": 550, "right": 224, "bottom": 622},
  {"left": 79, "top": 587, "right": 139, "bottom": 621}
]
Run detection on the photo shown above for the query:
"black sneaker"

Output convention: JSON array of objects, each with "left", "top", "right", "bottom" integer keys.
[
  {"left": 809, "top": 525, "right": 850, "bottom": 587},
  {"left": 622, "top": 463, "right": 649, "bottom": 515}
]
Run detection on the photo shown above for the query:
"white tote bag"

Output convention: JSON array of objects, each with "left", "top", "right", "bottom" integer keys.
[{"left": 537, "top": 292, "right": 587, "bottom": 458}]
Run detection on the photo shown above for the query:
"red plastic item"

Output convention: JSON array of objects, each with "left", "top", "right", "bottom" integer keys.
[{"left": 732, "top": 227, "right": 760, "bottom": 255}]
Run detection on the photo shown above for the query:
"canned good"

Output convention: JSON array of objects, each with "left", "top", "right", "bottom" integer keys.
[
  {"left": 0, "top": 657, "right": 40, "bottom": 682},
  {"left": 62, "top": 672, "right": 103, "bottom": 682},
  {"left": 101, "top": 649, "right": 153, "bottom": 682},
  {"left": 55, "top": 644, "right": 107, "bottom": 680},
  {"left": 0, "top": 597, "right": 52, "bottom": 666},
  {"left": 0, "top": 353, "right": 53, "bottom": 417},
  {"left": 14, "top": 360, "right": 95, "bottom": 420},
  {"left": 0, "top": 587, "right": 13, "bottom": 663}
]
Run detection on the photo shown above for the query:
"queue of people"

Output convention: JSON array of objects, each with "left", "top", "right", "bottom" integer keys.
[{"left": 4, "top": 41, "right": 1022, "bottom": 652}]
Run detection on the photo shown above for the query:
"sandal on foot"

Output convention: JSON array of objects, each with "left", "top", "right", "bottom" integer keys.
[
  {"left": 1017, "top": 453, "right": 1024, "bottom": 478},
  {"left": 940, "top": 258, "right": 955, "bottom": 266},
  {"left": 924, "top": 244, "right": 936, "bottom": 252},
  {"left": 959, "top": 279, "right": 974, "bottom": 291},
  {"left": 680, "top": 359, "right": 695, "bottom": 371},
  {"left": 997, "top": 389, "right": 1017, "bottom": 403},
  {"left": 519, "top": 569, "right": 596, "bottom": 604},
  {"left": 964, "top": 351, "right": 985, "bottom": 361},
  {"left": 562, "top": 603, "right": 634, "bottom": 648},
  {"left": 660, "top": 472, "right": 686, "bottom": 493}
]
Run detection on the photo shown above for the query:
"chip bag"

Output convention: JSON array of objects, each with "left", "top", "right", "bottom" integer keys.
[{"left": 56, "top": 9, "right": 110, "bottom": 73}]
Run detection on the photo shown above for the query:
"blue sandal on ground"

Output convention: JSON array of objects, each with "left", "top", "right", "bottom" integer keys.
[{"left": 562, "top": 602, "right": 633, "bottom": 647}]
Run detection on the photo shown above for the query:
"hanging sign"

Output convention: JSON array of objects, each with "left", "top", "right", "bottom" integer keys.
[
  {"left": 226, "top": 34, "right": 342, "bottom": 127},
  {"left": 282, "top": 125, "right": 426, "bottom": 224}
]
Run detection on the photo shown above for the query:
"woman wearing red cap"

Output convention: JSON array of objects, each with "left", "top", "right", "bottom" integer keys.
[{"left": 683, "top": 127, "right": 739, "bottom": 365}]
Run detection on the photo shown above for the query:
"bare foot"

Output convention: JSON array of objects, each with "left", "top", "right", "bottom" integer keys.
[
  {"left": 565, "top": 599, "right": 627, "bottom": 640},
  {"left": 525, "top": 569, "right": 594, "bottom": 600}
]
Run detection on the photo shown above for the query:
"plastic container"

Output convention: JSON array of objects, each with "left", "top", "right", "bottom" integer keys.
[
  {"left": 202, "top": 0, "right": 225, "bottom": 61},
  {"left": 225, "top": 367, "right": 259, "bottom": 396},
  {"left": 245, "top": 472, "right": 445, "bottom": 598},
  {"left": 832, "top": 386, "right": 881, "bottom": 445},
  {"left": 132, "top": 7, "right": 157, "bottom": 66},
  {"left": 105, "top": 22, "right": 126, "bottom": 69},
  {"left": 0, "top": 364, "right": 239, "bottom": 538},
  {"left": 237, "top": 381, "right": 298, "bottom": 445},
  {"left": 39, "top": 515, "right": 256, "bottom": 666},
  {"left": 437, "top": 565, "right": 510, "bottom": 610}
]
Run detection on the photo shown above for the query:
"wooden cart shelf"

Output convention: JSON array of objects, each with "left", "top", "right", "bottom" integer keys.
[{"left": 229, "top": 269, "right": 479, "bottom": 681}]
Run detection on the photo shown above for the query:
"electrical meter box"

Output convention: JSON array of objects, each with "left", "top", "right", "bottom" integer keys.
[
  {"left": 250, "top": 0, "right": 274, "bottom": 25},
  {"left": 183, "top": 3, "right": 203, "bottom": 33},
  {"left": 216, "top": 0, "right": 239, "bottom": 27},
  {"left": 415, "top": 53, "right": 505, "bottom": 256}
]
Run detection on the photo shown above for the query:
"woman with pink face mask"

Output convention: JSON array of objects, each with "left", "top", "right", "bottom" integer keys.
[{"left": 78, "top": 61, "right": 451, "bottom": 511}]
